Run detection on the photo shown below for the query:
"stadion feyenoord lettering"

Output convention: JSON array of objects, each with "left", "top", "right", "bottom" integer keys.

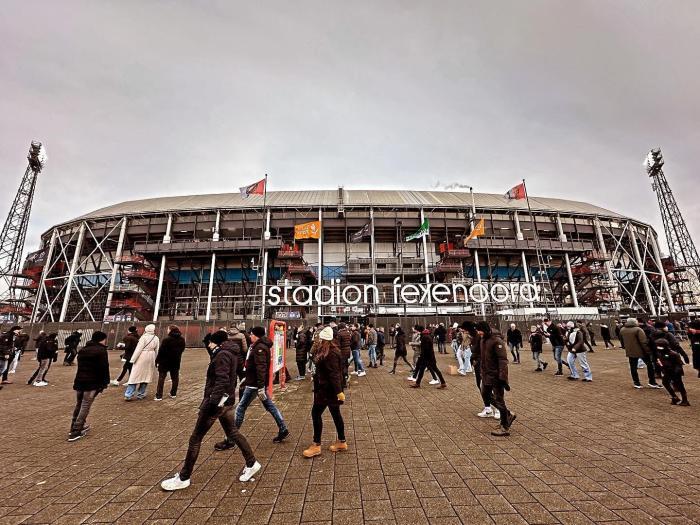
[{"left": 267, "top": 277, "right": 541, "bottom": 306}]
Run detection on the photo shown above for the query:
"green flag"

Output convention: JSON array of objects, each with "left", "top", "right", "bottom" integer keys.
[{"left": 405, "top": 219, "right": 429, "bottom": 241}]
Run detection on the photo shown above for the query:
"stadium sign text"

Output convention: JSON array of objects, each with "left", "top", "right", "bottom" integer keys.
[{"left": 267, "top": 277, "right": 541, "bottom": 306}]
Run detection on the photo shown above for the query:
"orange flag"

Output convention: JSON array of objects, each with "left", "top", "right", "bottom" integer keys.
[
  {"left": 294, "top": 220, "right": 321, "bottom": 240},
  {"left": 464, "top": 218, "right": 485, "bottom": 244}
]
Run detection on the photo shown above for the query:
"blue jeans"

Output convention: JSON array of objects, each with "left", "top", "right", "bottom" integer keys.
[
  {"left": 368, "top": 344, "right": 377, "bottom": 366},
  {"left": 351, "top": 349, "right": 365, "bottom": 372},
  {"left": 567, "top": 352, "right": 592, "bottom": 380},
  {"left": 235, "top": 386, "right": 287, "bottom": 432},
  {"left": 0, "top": 357, "right": 8, "bottom": 377},
  {"left": 125, "top": 382, "right": 148, "bottom": 399},
  {"left": 553, "top": 346, "right": 564, "bottom": 373}
]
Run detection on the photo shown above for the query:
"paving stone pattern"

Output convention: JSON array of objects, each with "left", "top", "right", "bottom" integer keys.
[{"left": 1, "top": 343, "right": 699, "bottom": 524}]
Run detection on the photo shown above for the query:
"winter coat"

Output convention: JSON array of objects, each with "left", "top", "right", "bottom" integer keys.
[
  {"left": 394, "top": 329, "right": 407, "bottom": 357},
  {"left": 653, "top": 338, "right": 685, "bottom": 377},
  {"left": 295, "top": 331, "right": 308, "bottom": 362},
  {"left": 650, "top": 330, "right": 688, "bottom": 362},
  {"left": 434, "top": 325, "right": 447, "bottom": 343},
  {"left": 366, "top": 328, "right": 377, "bottom": 346},
  {"left": 529, "top": 332, "right": 543, "bottom": 353},
  {"left": 14, "top": 333, "right": 29, "bottom": 353},
  {"left": 620, "top": 325, "right": 649, "bottom": 359},
  {"left": 156, "top": 329, "right": 186, "bottom": 371},
  {"left": 419, "top": 330, "right": 436, "bottom": 365},
  {"left": 0, "top": 331, "right": 14, "bottom": 358},
  {"left": 243, "top": 337, "right": 272, "bottom": 390},
  {"left": 336, "top": 328, "right": 352, "bottom": 359},
  {"left": 506, "top": 328, "right": 523, "bottom": 347},
  {"left": 227, "top": 326, "right": 248, "bottom": 356},
  {"left": 128, "top": 331, "right": 159, "bottom": 384},
  {"left": 201, "top": 344, "right": 238, "bottom": 410},
  {"left": 480, "top": 331, "right": 508, "bottom": 386},
  {"left": 121, "top": 332, "right": 140, "bottom": 361},
  {"left": 690, "top": 330, "right": 700, "bottom": 370},
  {"left": 601, "top": 325, "right": 611, "bottom": 340},
  {"left": 470, "top": 333, "right": 482, "bottom": 363},
  {"left": 546, "top": 324, "right": 565, "bottom": 347},
  {"left": 377, "top": 331, "right": 385, "bottom": 351},
  {"left": 566, "top": 329, "right": 586, "bottom": 353},
  {"left": 73, "top": 341, "right": 110, "bottom": 392},
  {"left": 38, "top": 338, "right": 58, "bottom": 361},
  {"left": 65, "top": 332, "right": 81, "bottom": 349},
  {"left": 312, "top": 342, "right": 344, "bottom": 406},
  {"left": 219, "top": 339, "right": 245, "bottom": 378},
  {"left": 350, "top": 331, "right": 361, "bottom": 351}
]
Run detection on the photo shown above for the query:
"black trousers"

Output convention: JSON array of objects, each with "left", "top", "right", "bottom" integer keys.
[
  {"left": 116, "top": 361, "right": 133, "bottom": 382},
  {"left": 411, "top": 356, "right": 437, "bottom": 380},
  {"left": 156, "top": 368, "right": 180, "bottom": 398},
  {"left": 473, "top": 360, "right": 491, "bottom": 407},
  {"left": 485, "top": 383, "right": 510, "bottom": 428},
  {"left": 628, "top": 356, "right": 657, "bottom": 386},
  {"left": 415, "top": 359, "right": 445, "bottom": 386},
  {"left": 71, "top": 390, "right": 98, "bottom": 433},
  {"left": 391, "top": 354, "right": 413, "bottom": 372},
  {"left": 296, "top": 359, "right": 307, "bottom": 377},
  {"left": 662, "top": 374, "right": 687, "bottom": 401},
  {"left": 64, "top": 347, "right": 78, "bottom": 364},
  {"left": 311, "top": 403, "right": 345, "bottom": 444},
  {"left": 180, "top": 405, "right": 255, "bottom": 481}
]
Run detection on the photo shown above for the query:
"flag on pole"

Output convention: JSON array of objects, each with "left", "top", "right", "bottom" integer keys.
[
  {"left": 294, "top": 220, "right": 322, "bottom": 240},
  {"left": 350, "top": 223, "right": 370, "bottom": 243},
  {"left": 239, "top": 178, "right": 266, "bottom": 198},
  {"left": 405, "top": 219, "right": 430, "bottom": 242},
  {"left": 505, "top": 182, "right": 526, "bottom": 200},
  {"left": 464, "top": 218, "right": 485, "bottom": 244}
]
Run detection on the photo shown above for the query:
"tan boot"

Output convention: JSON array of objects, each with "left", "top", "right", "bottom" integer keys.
[
  {"left": 329, "top": 440, "right": 348, "bottom": 452},
  {"left": 303, "top": 443, "right": 322, "bottom": 458}
]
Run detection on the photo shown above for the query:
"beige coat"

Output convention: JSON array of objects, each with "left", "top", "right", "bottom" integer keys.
[{"left": 128, "top": 329, "right": 160, "bottom": 384}]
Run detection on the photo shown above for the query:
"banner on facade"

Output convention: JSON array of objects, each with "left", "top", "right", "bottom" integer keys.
[
  {"left": 294, "top": 220, "right": 321, "bottom": 240},
  {"left": 351, "top": 222, "right": 370, "bottom": 243},
  {"left": 405, "top": 219, "right": 429, "bottom": 241}
]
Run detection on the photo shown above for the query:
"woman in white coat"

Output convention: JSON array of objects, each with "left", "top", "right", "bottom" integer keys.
[{"left": 125, "top": 324, "right": 160, "bottom": 400}]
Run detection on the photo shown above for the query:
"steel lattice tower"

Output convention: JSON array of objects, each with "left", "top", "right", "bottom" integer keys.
[
  {"left": 0, "top": 141, "right": 47, "bottom": 314},
  {"left": 645, "top": 148, "right": 700, "bottom": 307}
]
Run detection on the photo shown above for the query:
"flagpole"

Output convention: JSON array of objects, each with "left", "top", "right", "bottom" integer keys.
[
  {"left": 259, "top": 174, "right": 269, "bottom": 322},
  {"left": 521, "top": 179, "right": 555, "bottom": 309},
  {"left": 469, "top": 187, "right": 485, "bottom": 317}
]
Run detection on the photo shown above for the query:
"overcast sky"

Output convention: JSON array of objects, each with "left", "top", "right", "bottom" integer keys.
[{"left": 1, "top": 0, "right": 698, "bottom": 254}]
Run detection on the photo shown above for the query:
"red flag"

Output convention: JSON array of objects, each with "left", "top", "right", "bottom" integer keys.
[
  {"left": 239, "top": 178, "right": 266, "bottom": 198},
  {"left": 505, "top": 182, "right": 526, "bottom": 200}
]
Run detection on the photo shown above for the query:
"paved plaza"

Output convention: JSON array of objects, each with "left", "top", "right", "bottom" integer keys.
[{"left": 1, "top": 345, "right": 699, "bottom": 525}]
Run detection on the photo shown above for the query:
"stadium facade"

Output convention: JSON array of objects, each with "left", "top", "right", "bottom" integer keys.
[{"left": 18, "top": 189, "right": 685, "bottom": 324}]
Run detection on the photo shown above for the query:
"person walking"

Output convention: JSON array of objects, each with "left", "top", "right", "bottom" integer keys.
[
  {"left": 529, "top": 326, "right": 548, "bottom": 372},
  {"left": 408, "top": 325, "right": 438, "bottom": 383},
  {"left": 578, "top": 321, "right": 594, "bottom": 353},
  {"left": 600, "top": 323, "right": 614, "bottom": 348},
  {"left": 410, "top": 326, "right": 446, "bottom": 389},
  {"left": 125, "top": 324, "right": 159, "bottom": 401},
  {"left": 615, "top": 320, "right": 624, "bottom": 348},
  {"left": 303, "top": 327, "right": 347, "bottom": 458},
  {"left": 294, "top": 325, "right": 308, "bottom": 380},
  {"left": 476, "top": 321, "right": 516, "bottom": 436},
  {"left": 155, "top": 325, "right": 186, "bottom": 400},
  {"left": 336, "top": 322, "right": 352, "bottom": 383},
  {"left": 619, "top": 318, "right": 661, "bottom": 389},
  {"left": 112, "top": 326, "right": 140, "bottom": 386},
  {"left": 349, "top": 324, "right": 366, "bottom": 377},
  {"left": 506, "top": 323, "right": 522, "bottom": 364},
  {"left": 565, "top": 321, "right": 593, "bottom": 382},
  {"left": 652, "top": 335, "right": 690, "bottom": 406},
  {"left": 3, "top": 329, "right": 28, "bottom": 382},
  {"left": 366, "top": 324, "right": 378, "bottom": 368},
  {"left": 28, "top": 332, "right": 58, "bottom": 386},
  {"left": 464, "top": 322, "right": 499, "bottom": 420},
  {"left": 0, "top": 326, "right": 22, "bottom": 389},
  {"left": 235, "top": 326, "right": 289, "bottom": 443},
  {"left": 544, "top": 318, "right": 565, "bottom": 376},
  {"left": 377, "top": 327, "right": 386, "bottom": 366},
  {"left": 63, "top": 330, "right": 81, "bottom": 366},
  {"left": 587, "top": 322, "right": 597, "bottom": 347},
  {"left": 435, "top": 323, "right": 447, "bottom": 354},
  {"left": 456, "top": 328, "right": 472, "bottom": 375},
  {"left": 161, "top": 330, "right": 261, "bottom": 490},
  {"left": 389, "top": 325, "right": 413, "bottom": 374},
  {"left": 689, "top": 320, "right": 700, "bottom": 378},
  {"left": 68, "top": 331, "right": 110, "bottom": 441}
]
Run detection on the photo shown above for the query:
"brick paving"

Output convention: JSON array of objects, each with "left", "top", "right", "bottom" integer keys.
[{"left": 1, "top": 343, "right": 699, "bottom": 524}]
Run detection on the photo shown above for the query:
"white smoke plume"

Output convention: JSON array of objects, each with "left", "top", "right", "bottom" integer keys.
[{"left": 432, "top": 180, "right": 472, "bottom": 190}]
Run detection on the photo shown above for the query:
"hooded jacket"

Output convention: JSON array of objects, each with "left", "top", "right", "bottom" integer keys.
[
  {"left": 336, "top": 328, "right": 352, "bottom": 359},
  {"left": 0, "top": 330, "right": 15, "bottom": 358},
  {"left": 73, "top": 340, "right": 110, "bottom": 391},
  {"left": 394, "top": 328, "right": 407, "bottom": 357},
  {"left": 480, "top": 330, "right": 508, "bottom": 386},
  {"left": 156, "top": 329, "right": 186, "bottom": 371},
  {"left": 295, "top": 330, "right": 308, "bottom": 362},
  {"left": 312, "top": 341, "right": 344, "bottom": 406},
  {"left": 38, "top": 337, "right": 58, "bottom": 361},
  {"left": 620, "top": 319, "right": 649, "bottom": 359},
  {"left": 201, "top": 343, "right": 238, "bottom": 410},
  {"left": 244, "top": 336, "right": 272, "bottom": 390},
  {"left": 419, "top": 329, "right": 436, "bottom": 364},
  {"left": 121, "top": 331, "right": 140, "bottom": 360}
]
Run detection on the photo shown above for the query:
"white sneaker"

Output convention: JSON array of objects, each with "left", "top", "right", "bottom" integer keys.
[
  {"left": 357, "top": 371, "right": 367, "bottom": 377},
  {"left": 239, "top": 461, "right": 262, "bottom": 482},
  {"left": 634, "top": 384, "right": 643, "bottom": 389},
  {"left": 458, "top": 370, "right": 467, "bottom": 376},
  {"left": 477, "top": 408, "right": 493, "bottom": 418},
  {"left": 648, "top": 383, "right": 662, "bottom": 389},
  {"left": 407, "top": 376, "right": 416, "bottom": 381},
  {"left": 493, "top": 409, "right": 501, "bottom": 419},
  {"left": 161, "top": 474, "right": 190, "bottom": 491},
  {"left": 33, "top": 381, "right": 48, "bottom": 387},
  {"left": 110, "top": 380, "right": 119, "bottom": 386},
  {"left": 429, "top": 379, "right": 440, "bottom": 385},
  {"left": 350, "top": 371, "right": 358, "bottom": 375}
]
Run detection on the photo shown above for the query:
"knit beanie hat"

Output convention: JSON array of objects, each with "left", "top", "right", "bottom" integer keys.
[
  {"left": 319, "top": 326, "right": 334, "bottom": 341},
  {"left": 92, "top": 331, "right": 107, "bottom": 343},
  {"left": 251, "top": 326, "right": 266, "bottom": 338},
  {"left": 210, "top": 330, "right": 228, "bottom": 346}
]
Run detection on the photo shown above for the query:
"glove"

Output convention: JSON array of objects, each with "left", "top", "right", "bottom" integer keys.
[
  {"left": 257, "top": 389, "right": 268, "bottom": 402},
  {"left": 337, "top": 392, "right": 345, "bottom": 402}
]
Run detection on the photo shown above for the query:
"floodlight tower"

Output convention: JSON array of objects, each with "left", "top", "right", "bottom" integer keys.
[
  {"left": 0, "top": 141, "right": 47, "bottom": 317},
  {"left": 645, "top": 148, "right": 700, "bottom": 308}
]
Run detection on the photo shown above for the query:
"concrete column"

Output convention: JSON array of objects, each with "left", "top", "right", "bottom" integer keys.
[
  {"left": 649, "top": 226, "right": 676, "bottom": 314},
  {"left": 594, "top": 217, "right": 620, "bottom": 309},
  {"left": 153, "top": 213, "right": 173, "bottom": 322},
  {"left": 521, "top": 251, "right": 533, "bottom": 308},
  {"left": 205, "top": 253, "right": 216, "bottom": 321},
  {"left": 31, "top": 229, "right": 58, "bottom": 323},
  {"left": 370, "top": 207, "right": 377, "bottom": 290},
  {"left": 317, "top": 207, "right": 323, "bottom": 319},
  {"left": 260, "top": 209, "right": 271, "bottom": 321},
  {"left": 213, "top": 210, "right": 221, "bottom": 241},
  {"left": 628, "top": 224, "right": 657, "bottom": 316},
  {"left": 556, "top": 214, "right": 567, "bottom": 242},
  {"left": 420, "top": 208, "right": 431, "bottom": 306},
  {"left": 564, "top": 253, "right": 579, "bottom": 307},
  {"left": 59, "top": 222, "right": 86, "bottom": 322},
  {"left": 103, "top": 217, "right": 128, "bottom": 320},
  {"left": 514, "top": 212, "right": 524, "bottom": 241}
]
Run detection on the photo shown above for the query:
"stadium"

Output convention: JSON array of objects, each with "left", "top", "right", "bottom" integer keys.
[{"left": 17, "top": 188, "right": 686, "bottom": 325}]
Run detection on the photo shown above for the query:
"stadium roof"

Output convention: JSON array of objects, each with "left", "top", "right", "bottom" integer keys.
[{"left": 73, "top": 190, "right": 625, "bottom": 222}]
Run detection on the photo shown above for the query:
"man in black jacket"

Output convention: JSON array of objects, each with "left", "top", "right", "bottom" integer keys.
[
  {"left": 63, "top": 330, "right": 81, "bottom": 365},
  {"left": 235, "top": 326, "right": 289, "bottom": 443},
  {"left": 410, "top": 326, "right": 446, "bottom": 388},
  {"left": 155, "top": 325, "right": 186, "bottom": 400},
  {"left": 0, "top": 326, "right": 21, "bottom": 390},
  {"left": 112, "top": 326, "right": 139, "bottom": 385},
  {"left": 161, "top": 330, "right": 260, "bottom": 491},
  {"left": 68, "top": 331, "right": 110, "bottom": 441},
  {"left": 544, "top": 318, "right": 566, "bottom": 376},
  {"left": 477, "top": 321, "right": 516, "bottom": 437}
]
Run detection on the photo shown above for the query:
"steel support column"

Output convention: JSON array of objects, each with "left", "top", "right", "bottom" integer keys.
[
  {"left": 594, "top": 217, "right": 620, "bottom": 309},
  {"left": 521, "top": 251, "right": 533, "bottom": 307},
  {"left": 514, "top": 212, "right": 523, "bottom": 241},
  {"left": 205, "top": 253, "right": 216, "bottom": 321},
  {"left": 556, "top": 214, "right": 567, "bottom": 242},
  {"left": 59, "top": 222, "right": 86, "bottom": 322},
  {"left": 153, "top": 214, "right": 173, "bottom": 322},
  {"left": 629, "top": 224, "right": 657, "bottom": 316},
  {"left": 649, "top": 226, "right": 676, "bottom": 313},
  {"left": 564, "top": 253, "right": 579, "bottom": 307},
  {"left": 102, "top": 217, "right": 128, "bottom": 320},
  {"left": 30, "top": 229, "right": 57, "bottom": 323}
]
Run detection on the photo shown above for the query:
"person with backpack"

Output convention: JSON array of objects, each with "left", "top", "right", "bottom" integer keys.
[{"left": 155, "top": 325, "right": 186, "bottom": 400}]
